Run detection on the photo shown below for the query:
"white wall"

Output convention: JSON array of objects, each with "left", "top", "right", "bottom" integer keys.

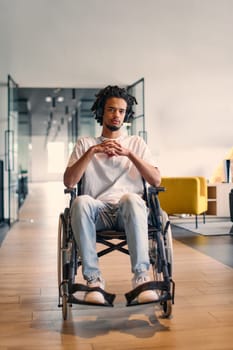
[
  {"left": 31, "top": 135, "right": 69, "bottom": 183},
  {"left": 0, "top": 0, "right": 233, "bottom": 182}
]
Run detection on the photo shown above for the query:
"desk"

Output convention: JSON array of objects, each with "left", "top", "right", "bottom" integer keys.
[{"left": 207, "top": 183, "right": 233, "bottom": 216}]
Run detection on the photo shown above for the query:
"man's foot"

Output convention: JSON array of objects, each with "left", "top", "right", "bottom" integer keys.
[
  {"left": 84, "top": 276, "right": 105, "bottom": 304},
  {"left": 132, "top": 274, "right": 159, "bottom": 303}
]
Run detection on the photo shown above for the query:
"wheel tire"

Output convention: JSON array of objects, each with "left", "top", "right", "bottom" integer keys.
[
  {"left": 57, "top": 213, "right": 67, "bottom": 291},
  {"left": 161, "top": 210, "right": 173, "bottom": 277},
  {"left": 162, "top": 299, "right": 172, "bottom": 318},
  {"left": 62, "top": 294, "right": 69, "bottom": 320},
  {"left": 57, "top": 213, "right": 70, "bottom": 311}
]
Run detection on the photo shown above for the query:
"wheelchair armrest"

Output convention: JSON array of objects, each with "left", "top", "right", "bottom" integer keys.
[
  {"left": 64, "top": 188, "right": 76, "bottom": 195},
  {"left": 148, "top": 186, "right": 166, "bottom": 195},
  {"left": 64, "top": 187, "right": 77, "bottom": 202}
]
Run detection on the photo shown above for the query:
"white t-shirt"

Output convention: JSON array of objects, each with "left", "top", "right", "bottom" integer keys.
[{"left": 67, "top": 135, "right": 156, "bottom": 203}]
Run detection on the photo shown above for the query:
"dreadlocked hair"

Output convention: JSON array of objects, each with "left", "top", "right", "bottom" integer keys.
[{"left": 91, "top": 85, "right": 137, "bottom": 125}]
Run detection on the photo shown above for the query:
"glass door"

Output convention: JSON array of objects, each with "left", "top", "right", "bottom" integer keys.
[
  {"left": 127, "top": 78, "right": 146, "bottom": 141},
  {"left": 6, "top": 75, "right": 19, "bottom": 224}
]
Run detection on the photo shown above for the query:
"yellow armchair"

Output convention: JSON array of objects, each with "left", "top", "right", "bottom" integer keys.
[{"left": 158, "top": 177, "right": 208, "bottom": 228}]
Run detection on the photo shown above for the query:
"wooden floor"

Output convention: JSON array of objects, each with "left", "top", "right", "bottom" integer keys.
[{"left": 0, "top": 182, "right": 233, "bottom": 350}]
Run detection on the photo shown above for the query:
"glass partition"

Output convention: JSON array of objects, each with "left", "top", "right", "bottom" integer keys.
[
  {"left": 7, "top": 75, "right": 19, "bottom": 224},
  {"left": 127, "top": 78, "right": 146, "bottom": 141}
]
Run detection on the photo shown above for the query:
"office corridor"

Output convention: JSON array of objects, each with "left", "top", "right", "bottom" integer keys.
[{"left": 0, "top": 182, "right": 232, "bottom": 350}]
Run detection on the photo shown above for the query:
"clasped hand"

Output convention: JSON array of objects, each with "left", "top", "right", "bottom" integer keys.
[{"left": 96, "top": 140, "right": 129, "bottom": 157}]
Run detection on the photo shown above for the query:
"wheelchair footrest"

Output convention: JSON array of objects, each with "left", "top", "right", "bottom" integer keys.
[
  {"left": 125, "top": 281, "right": 171, "bottom": 306},
  {"left": 68, "top": 283, "right": 116, "bottom": 307}
]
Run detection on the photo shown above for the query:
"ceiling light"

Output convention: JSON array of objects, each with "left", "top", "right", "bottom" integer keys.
[
  {"left": 45, "top": 96, "right": 52, "bottom": 103},
  {"left": 57, "top": 96, "right": 64, "bottom": 103}
]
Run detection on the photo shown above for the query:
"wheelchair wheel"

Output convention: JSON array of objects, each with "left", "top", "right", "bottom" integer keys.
[
  {"left": 151, "top": 248, "right": 173, "bottom": 318},
  {"left": 57, "top": 211, "right": 70, "bottom": 320},
  {"left": 149, "top": 237, "right": 163, "bottom": 280},
  {"left": 57, "top": 212, "right": 68, "bottom": 287},
  {"left": 150, "top": 227, "right": 173, "bottom": 318},
  {"left": 161, "top": 210, "right": 173, "bottom": 277},
  {"left": 161, "top": 212, "right": 174, "bottom": 318}
]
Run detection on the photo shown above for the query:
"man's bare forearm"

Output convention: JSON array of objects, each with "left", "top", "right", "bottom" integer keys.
[
  {"left": 128, "top": 151, "right": 161, "bottom": 187},
  {"left": 63, "top": 147, "right": 95, "bottom": 188}
]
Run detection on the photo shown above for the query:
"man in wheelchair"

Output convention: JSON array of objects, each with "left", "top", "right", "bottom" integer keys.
[{"left": 63, "top": 85, "right": 162, "bottom": 306}]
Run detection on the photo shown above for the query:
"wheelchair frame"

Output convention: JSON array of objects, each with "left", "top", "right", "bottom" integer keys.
[{"left": 57, "top": 184, "right": 175, "bottom": 320}]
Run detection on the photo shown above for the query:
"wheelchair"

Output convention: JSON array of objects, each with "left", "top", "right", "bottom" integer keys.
[{"left": 57, "top": 181, "right": 175, "bottom": 320}]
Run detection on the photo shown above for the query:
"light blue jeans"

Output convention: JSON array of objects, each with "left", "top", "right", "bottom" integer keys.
[{"left": 70, "top": 193, "right": 150, "bottom": 282}]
